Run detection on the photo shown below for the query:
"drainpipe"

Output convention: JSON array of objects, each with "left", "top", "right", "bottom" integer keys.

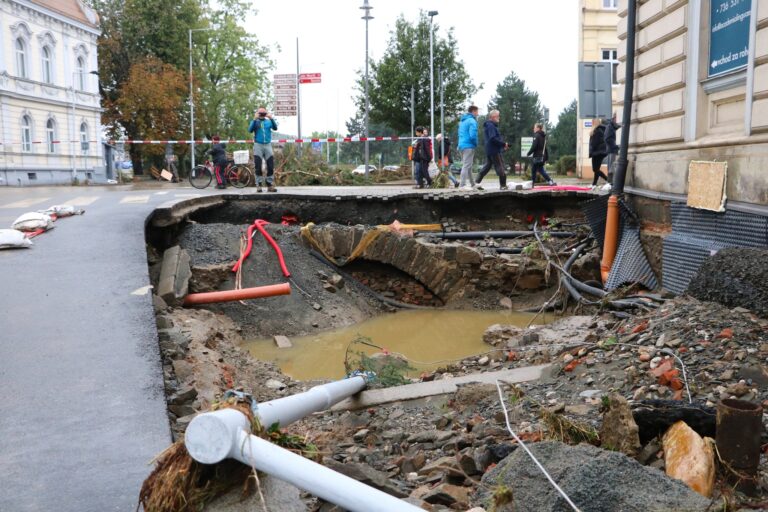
[
  {"left": 185, "top": 376, "right": 423, "bottom": 512},
  {"left": 601, "top": 0, "right": 637, "bottom": 283},
  {"left": 183, "top": 283, "right": 290, "bottom": 305}
]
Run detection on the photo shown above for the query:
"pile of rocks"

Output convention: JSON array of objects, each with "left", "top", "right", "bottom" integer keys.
[{"left": 350, "top": 271, "right": 443, "bottom": 307}]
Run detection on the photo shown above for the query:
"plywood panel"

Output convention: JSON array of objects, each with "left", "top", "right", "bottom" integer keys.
[{"left": 687, "top": 161, "right": 727, "bottom": 212}]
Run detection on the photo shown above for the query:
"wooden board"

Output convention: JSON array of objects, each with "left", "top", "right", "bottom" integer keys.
[{"left": 687, "top": 160, "right": 727, "bottom": 212}]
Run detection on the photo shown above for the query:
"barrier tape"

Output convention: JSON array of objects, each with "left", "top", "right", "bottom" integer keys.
[{"left": 0, "top": 136, "right": 422, "bottom": 146}]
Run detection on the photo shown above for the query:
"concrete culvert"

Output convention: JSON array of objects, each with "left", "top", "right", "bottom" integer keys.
[{"left": 686, "top": 248, "right": 768, "bottom": 317}]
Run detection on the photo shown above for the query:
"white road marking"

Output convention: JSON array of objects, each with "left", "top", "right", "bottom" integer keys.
[
  {"left": 119, "top": 195, "right": 150, "bottom": 204},
  {"left": 154, "top": 191, "right": 169, "bottom": 195},
  {"left": 61, "top": 196, "right": 100, "bottom": 206},
  {"left": 0, "top": 197, "right": 52, "bottom": 209},
  {"left": 174, "top": 193, "right": 201, "bottom": 198},
  {"left": 130, "top": 285, "right": 153, "bottom": 296}
]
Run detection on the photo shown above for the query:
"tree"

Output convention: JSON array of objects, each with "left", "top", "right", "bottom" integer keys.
[
  {"left": 548, "top": 100, "right": 577, "bottom": 161},
  {"left": 487, "top": 72, "right": 544, "bottom": 168},
  {"left": 354, "top": 12, "right": 476, "bottom": 135},
  {"left": 343, "top": 114, "right": 409, "bottom": 167}
]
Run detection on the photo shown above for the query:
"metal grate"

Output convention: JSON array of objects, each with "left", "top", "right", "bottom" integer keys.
[
  {"left": 606, "top": 223, "right": 659, "bottom": 291},
  {"left": 581, "top": 194, "right": 610, "bottom": 249}
]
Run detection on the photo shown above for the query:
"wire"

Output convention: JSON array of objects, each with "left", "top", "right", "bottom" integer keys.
[{"left": 495, "top": 380, "right": 582, "bottom": 512}]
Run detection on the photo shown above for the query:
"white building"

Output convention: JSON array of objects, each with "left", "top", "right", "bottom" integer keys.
[{"left": 0, "top": 0, "right": 102, "bottom": 186}]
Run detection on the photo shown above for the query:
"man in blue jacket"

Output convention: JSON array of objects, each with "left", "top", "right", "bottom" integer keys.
[
  {"left": 248, "top": 106, "right": 279, "bottom": 192},
  {"left": 476, "top": 110, "right": 509, "bottom": 190},
  {"left": 457, "top": 105, "right": 479, "bottom": 189}
]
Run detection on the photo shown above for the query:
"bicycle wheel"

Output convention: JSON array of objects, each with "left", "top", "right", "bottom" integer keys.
[
  {"left": 189, "top": 165, "right": 212, "bottom": 189},
  {"left": 227, "top": 164, "right": 252, "bottom": 188}
]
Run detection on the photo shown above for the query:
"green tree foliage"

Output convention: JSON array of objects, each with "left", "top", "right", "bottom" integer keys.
[
  {"left": 343, "top": 114, "right": 410, "bottom": 167},
  {"left": 356, "top": 12, "right": 476, "bottom": 134},
  {"left": 548, "top": 100, "right": 577, "bottom": 161},
  {"left": 487, "top": 72, "right": 544, "bottom": 167}
]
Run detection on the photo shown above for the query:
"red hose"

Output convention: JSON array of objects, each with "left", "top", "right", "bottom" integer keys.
[
  {"left": 253, "top": 220, "right": 291, "bottom": 277},
  {"left": 232, "top": 223, "right": 257, "bottom": 273}
]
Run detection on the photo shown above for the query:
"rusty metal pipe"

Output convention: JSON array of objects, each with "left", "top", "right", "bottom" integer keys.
[
  {"left": 716, "top": 398, "right": 763, "bottom": 495},
  {"left": 183, "top": 283, "right": 291, "bottom": 305}
]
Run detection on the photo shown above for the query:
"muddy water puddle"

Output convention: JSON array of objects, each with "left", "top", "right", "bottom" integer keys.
[{"left": 245, "top": 310, "right": 549, "bottom": 380}]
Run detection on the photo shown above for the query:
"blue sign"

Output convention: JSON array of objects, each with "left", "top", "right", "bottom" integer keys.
[{"left": 709, "top": 0, "right": 752, "bottom": 77}]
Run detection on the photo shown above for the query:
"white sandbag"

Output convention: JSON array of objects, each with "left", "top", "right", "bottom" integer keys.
[
  {"left": 39, "top": 205, "right": 84, "bottom": 217},
  {"left": 428, "top": 162, "right": 439, "bottom": 179},
  {"left": 0, "top": 229, "right": 32, "bottom": 249},
  {"left": 11, "top": 212, "right": 54, "bottom": 232}
]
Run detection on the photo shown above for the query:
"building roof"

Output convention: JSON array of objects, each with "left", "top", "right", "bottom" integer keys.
[{"left": 30, "top": 0, "right": 100, "bottom": 28}]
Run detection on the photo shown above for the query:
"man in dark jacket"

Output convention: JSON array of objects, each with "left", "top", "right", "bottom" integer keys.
[
  {"left": 476, "top": 110, "right": 508, "bottom": 190},
  {"left": 588, "top": 119, "right": 609, "bottom": 189},
  {"left": 206, "top": 135, "right": 228, "bottom": 189},
  {"left": 603, "top": 114, "right": 620, "bottom": 183},
  {"left": 527, "top": 123, "right": 556, "bottom": 187},
  {"left": 413, "top": 126, "right": 433, "bottom": 189}
]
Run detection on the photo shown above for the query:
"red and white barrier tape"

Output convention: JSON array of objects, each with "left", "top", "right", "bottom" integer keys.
[{"left": 0, "top": 136, "right": 421, "bottom": 146}]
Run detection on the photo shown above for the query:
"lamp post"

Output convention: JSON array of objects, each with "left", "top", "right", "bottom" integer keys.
[
  {"left": 428, "top": 10, "right": 438, "bottom": 171},
  {"left": 71, "top": 70, "right": 98, "bottom": 181},
  {"left": 188, "top": 28, "right": 213, "bottom": 171},
  {"left": 360, "top": 0, "right": 373, "bottom": 177}
]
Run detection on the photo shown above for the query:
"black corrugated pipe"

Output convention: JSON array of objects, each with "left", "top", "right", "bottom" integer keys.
[
  {"left": 426, "top": 231, "right": 577, "bottom": 240},
  {"left": 613, "top": 0, "right": 636, "bottom": 196}
]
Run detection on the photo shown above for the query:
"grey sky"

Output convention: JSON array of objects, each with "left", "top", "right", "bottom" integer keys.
[{"left": 246, "top": 1, "right": 578, "bottom": 137}]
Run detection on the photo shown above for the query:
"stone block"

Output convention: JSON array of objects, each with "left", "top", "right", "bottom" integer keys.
[
  {"left": 157, "top": 245, "right": 191, "bottom": 306},
  {"left": 273, "top": 335, "right": 292, "bottom": 349}
]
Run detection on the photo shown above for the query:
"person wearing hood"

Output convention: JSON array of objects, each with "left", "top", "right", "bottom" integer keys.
[
  {"left": 527, "top": 123, "right": 556, "bottom": 187},
  {"left": 457, "top": 105, "right": 479, "bottom": 189},
  {"left": 588, "top": 118, "right": 610, "bottom": 189},
  {"left": 476, "top": 110, "right": 509, "bottom": 190},
  {"left": 603, "top": 114, "right": 620, "bottom": 183}
]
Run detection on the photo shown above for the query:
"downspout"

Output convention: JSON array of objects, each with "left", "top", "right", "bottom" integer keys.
[{"left": 601, "top": 0, "right": 637, "bottom": 282}]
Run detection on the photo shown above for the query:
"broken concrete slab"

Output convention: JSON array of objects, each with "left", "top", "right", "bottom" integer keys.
[
  {"left": 273, "top": 335, "right": 293, "bottom": 349},
  {"left": 331, "top": 365, "right": 549, "bottom": 411},
  {"left": 157, "top": 245, "right": 191, "bottom": 306}
]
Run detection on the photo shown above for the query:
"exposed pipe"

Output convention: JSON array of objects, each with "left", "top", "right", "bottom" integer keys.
[
  {"left": 252, "top": 220, "right": 291, "bottom": 278},
  {"left": 601, "top": 0, "right": 637, "bottom": 283},
  {"left": 184, "top": 408, "right": 422, "bottom": 512},
  {"left": 428, "top": 230, "right": 577, "bottom": 240},
  {"left": 183, "top": 283, "right": 291, "bottom": 305},
  {"left": 716, "top": 399, "right": 763, "bottom": 495}
]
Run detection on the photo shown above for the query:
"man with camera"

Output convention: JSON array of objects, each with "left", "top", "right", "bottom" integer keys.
[{"left": 248, "top": 107, "right": 279, "bottom": 192}]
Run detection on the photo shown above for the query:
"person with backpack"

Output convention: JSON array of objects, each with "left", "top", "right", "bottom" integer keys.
[
  {"left": 476, "top": 110, "right": 509, "bottom": 190},
  {"left": 412, "top": 126, "right": 433, "bottom": 189},
  {"left": 527, "top": 123, "right": 556, "bottom": 187},
  {"left": 457, "top": 105, "right": 479, "bottom": 189},
  {"left": 588, "top": 118, "right": 610, "bottom": 189}
]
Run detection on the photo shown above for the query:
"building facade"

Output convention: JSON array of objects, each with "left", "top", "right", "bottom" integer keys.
[
  {"left": 0, "top": 0, "right": 102, "bottom": 186},
  {"left": 577, "top": 0, "right": 621, "bottom": 180}
]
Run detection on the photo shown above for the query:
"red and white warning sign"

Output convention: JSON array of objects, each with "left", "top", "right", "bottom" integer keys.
[{"left": 299, "top": 72, "right": 321, "bottom": 84}]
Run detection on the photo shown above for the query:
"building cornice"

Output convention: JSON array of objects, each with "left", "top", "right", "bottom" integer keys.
[{"left": 8, "top": 0, "right": 101, "bottom": 36}]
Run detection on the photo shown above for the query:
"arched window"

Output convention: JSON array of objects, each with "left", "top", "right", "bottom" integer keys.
[
  {"left": 15, "top": 38, "right": 27, "bottom": 78},
  {"left": 42, "top": 46, "right": 53, "bottom": 84},
  {"left": 21, "top": 116, "right": 32, "bottom": 152},
  {"left": 80, "top": 122, "right": 89, "bottom": 154},
  {"left": 76, "top": 57, "right": 85, "bottom": 90},
  {"left": 46, "top": 119, "right": 56, "bottom": 153}
]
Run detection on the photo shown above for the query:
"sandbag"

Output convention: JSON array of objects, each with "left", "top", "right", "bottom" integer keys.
[
  {"left": 662, "top": 420, "right": 715, "bottom": 497},
  {"left": 39, "top": 205, "right": 84, "bottom": 217},
  {"left": 11, "top": 212, "right": 54, "bottom": 232},
  {"left": 0, "top": 229, "right": 33, "bottom": 249}
]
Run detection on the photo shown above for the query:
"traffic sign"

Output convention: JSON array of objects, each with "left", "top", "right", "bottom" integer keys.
[
  {"left": 299, "top": 72, "right": 321, "bottom": 84},
  {"left": 274, "top": 73, "right": 296, "bottom": 79},
  {"left": 275, "top": 109, "right": 297, "bottom": 116},
  {"left": 274, "top": 84, "right": 297, "bottom": 91},
  {"left": 274, "top": 79, "right": 296, "bottom": 85},
  {"left": 275, "top": 100, "right": 297, "bottom": 107}
]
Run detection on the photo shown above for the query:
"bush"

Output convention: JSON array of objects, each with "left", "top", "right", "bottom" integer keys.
[{"left": 556, "top": 155, "right": 577, "bottom": 175}]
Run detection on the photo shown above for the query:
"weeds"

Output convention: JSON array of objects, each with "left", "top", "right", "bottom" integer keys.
[{"left": 343, "top": 335, "right": 415, "bottom": 387}]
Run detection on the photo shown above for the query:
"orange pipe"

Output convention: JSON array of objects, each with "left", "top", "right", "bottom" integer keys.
[
  {"left": 600, "top": 196, "right": 620, "bottom": 283},
  {"left": 183, "top": 283, "right": 291, "bottom": 305}
]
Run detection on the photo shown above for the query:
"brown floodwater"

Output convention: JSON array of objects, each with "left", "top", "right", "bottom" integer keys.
[{"left": 245, "top": 309, "right": 549, "bottom": 381}]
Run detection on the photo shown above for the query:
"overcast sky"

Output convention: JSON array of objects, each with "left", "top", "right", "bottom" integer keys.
[{"left": 245, "top": 1, "right": 578, "bottom": 137}]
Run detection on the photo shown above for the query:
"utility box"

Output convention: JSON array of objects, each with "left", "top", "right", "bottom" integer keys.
[{"left": 578, "top": 62, "right": 613, "bottom": 119}]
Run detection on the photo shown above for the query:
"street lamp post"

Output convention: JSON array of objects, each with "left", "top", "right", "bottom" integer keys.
[
  {"left": 188, "top": 28, "right": 213, "bottom": 171},
  {"left": 360, "top": 0, "right": 373, "bottom": 177},
  {"left": 428, "top": 11, "right": 438, "bottom": 173}
]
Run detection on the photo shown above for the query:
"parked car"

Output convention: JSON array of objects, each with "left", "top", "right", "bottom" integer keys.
[
  {"left": 382, "top": 165, "right": 400, "bottom": 172},
  {"left": 351, "top": 165, "right": 377, "bottom": 175}
]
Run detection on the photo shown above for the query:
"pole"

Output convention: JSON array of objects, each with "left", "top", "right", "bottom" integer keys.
[
  {"left": 71, "top": 78, "right": 76, "bottom": 180},
  {"left": 410, "top": 86, "right": 415, "bottom": 176},
  {"left": 439, "top": 68, "right": 444, "bottom": 171},
  {"left": 188, "top": 30, "right": 195, "bottom": 170},
  {"left": 363, "top": 6, "right": 371, "bottom": 177},
  {"left": 428, "top": 12, "right": 437, "bottom": 172},
  {"left": 296, "top": 37, "right": 302, "bottom": 150}
]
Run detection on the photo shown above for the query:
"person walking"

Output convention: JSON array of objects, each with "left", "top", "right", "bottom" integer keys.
[
  {"left": 436, "top": 133, "right": 459, "bottom": 187},
  {"left": 457, "top": 105, "right": 479, "bottom": 190},
  {"left": 603, "top": 114, "right": 620, "bottom": 184},
  {"left": 527, "top": 123, "right": 556, "bottom": 187},
  {"left": 206, "top": 135, "right": 228, "bottom": 189},
  {"left": 248, "top": 106, "right": 279, "bottom": 192},
  {"left": 476, "top": 110, "right": 509, "bottom": 190},
  {"left": 413, "top": 126, "right": 433, "bottom": 189},
  {"left": 588, "top": 118, "right": 610, "bottom": 189}
]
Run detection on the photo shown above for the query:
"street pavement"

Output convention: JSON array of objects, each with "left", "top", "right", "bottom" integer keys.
[{"left": 0, "top": 179, "right": 594, "bottom": 511}]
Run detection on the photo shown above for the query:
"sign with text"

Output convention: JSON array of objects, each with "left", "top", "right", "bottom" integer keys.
[
  {"left": 274, "top": 84, "right": 297, "bottom": 91},
  {"left": 521, "top": 137, "right": 533, "bottom": 158},
  {"left": 274, "top": 108, "right": 297, "bottom": 116},
  {"left": 299, "top": 72, "right": 321, "bottom": 84},
  {"left": 709, "top": 0, "right": 752, "bottom": 77},
  {"left": 274, "top": 73, "right": 296, "bottom": 80}
]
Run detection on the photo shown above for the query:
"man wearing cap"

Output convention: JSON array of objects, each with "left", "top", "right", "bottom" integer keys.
[{"left": 248, "top": 106, "right": 279, "bottom": 192}]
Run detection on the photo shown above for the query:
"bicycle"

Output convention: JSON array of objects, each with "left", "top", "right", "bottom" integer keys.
[{"left": 189, "top": 160, "right": 253, "bottom": 189}]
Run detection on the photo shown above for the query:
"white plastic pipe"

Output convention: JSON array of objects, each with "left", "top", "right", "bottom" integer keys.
[
  {"left": 256, "top": 375, "right": 367, "bottom": 428},
  {"left": 185, "top": 408, "right": 421, "bottom": 512}
]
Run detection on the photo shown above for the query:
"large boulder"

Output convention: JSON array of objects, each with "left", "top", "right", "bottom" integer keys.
[{"left": 476, "top": 441, "right": 711, "bottom": 512}]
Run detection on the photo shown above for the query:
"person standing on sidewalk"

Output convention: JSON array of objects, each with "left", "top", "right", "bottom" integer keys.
[
  {"left": 588, "top": 118, "right": 610, "bottom": 189},
  {"left": 248, "top": 106, "right": 279, "bottom": 192},
  {"left": 527, "top": 123, "right": 556, "bottom": 187},
  {"left": 436, "top": 133, "right": 459, "bottom": 187},
  {"left": 413, "top": 126, "right": 433, "bottom": 188},
  {"left": 476, "top": 110, "right": 509, "bottom": 190},
  {"left": 603, "top": 114, "right": 620, "bottom": 185},
  {"left": 457, "top": 105, "right": 479, "bottom": 190}
]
